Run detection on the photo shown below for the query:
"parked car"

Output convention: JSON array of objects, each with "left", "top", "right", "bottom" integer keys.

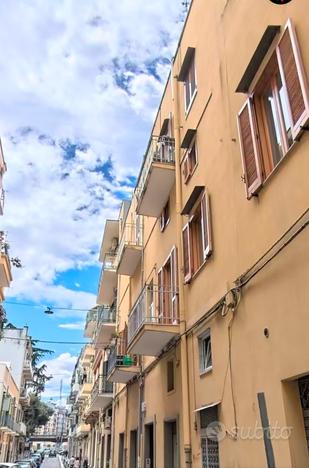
[
  {"left": 15, "top": 460, "right": 36, "bottom": 468},
  {"left": 0, "top": 464, "right": 20, "bottom": 467},
  {"left": 49, "top": 450, "right": 57, "bottom": 458}
]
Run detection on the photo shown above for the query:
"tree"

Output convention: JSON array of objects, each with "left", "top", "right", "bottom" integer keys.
[
  {"left": 24, "top": 394, "right": 54, "bottom": 436},
  {"left": 29, "top": 340, "right": 54, "bottom": 396}
]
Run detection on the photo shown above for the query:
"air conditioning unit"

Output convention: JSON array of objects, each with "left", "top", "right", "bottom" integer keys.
[
  {"left": 104, "top": 416, "right": 112, "bottom": 429},
  {"left": 141, "top": 401, "right": 146, "bottom": 413}
]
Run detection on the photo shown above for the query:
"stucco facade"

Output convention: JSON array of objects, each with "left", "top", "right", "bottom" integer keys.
[{"left": 69, "top": 1, "right": 309, "bottom": 467}]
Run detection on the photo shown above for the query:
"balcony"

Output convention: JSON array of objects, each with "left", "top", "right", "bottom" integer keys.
[
  {"left": 107, "top": 343, "right": 139, "bottom": 384},
  {"left": 135, "top": 136, "right": 175, "bottom": 217},
  {"left": 0, "top": 413, "right": 19, "bottom": 434},
  {"left": 97, "top": 252, "right": 117, "bottom": 305},
  {"left": 0, "top": 232, "right": 12, "bottom": 288},
  {"left": 23, "top": 360, "right": 33, "bottom": 381},
  {"left": 84, "top": 307, "right": 98, "bottom": 338},
  {"left": 76, "top": 422, "right": 90, "bottom": 438},
  {"left": 88, "top": 374, "right": 113, "bottom": 412},
  {"left": 116, "top": 223, "right": 143, "bottom": 276},
  {"left": 128, "top": 285, "right": 179, "bottom": 356},
  {"left": 19, "top": 390, "right": 30, "bottom": 407},
  {"left": 94, "top": 304, "right": 116, "bottom": 349},
  {"left": 18, "top": 421, "right": 27, "bottom": 436}
]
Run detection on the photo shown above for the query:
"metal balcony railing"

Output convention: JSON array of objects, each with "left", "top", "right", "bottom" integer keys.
[
  {"left": 0, "top": 413, "right": 19, "bottom": 433},
  {"left": 85, "top": 307, "right": 98, "bottom": 327},
  {"left": 116, "top": 222, "right": 143, "bottom": 265},
  {"left": 103, "top": 252, "right": 118, "bottom": 271},
  {"left": 107, "top": 343, "right": 137, "bottom": 376},
  {"left": 91, "top": 374, "right": 113, "bottom": 402},
  {"left": 135, "top": 136, "right": 175, "bottom": 199},
  {"left": 128, "top": 285, "right": 179, "bottom": 344},
  {"left": 0, "top": 231, "right": 9, "bottom": 255},
  {"left": 97, "top": 304, "right": 116, "bottom": 324}
]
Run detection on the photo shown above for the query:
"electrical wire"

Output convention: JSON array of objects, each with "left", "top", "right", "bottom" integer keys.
[
  {"left": 4, "top": 300, "right": 91, "bottom": 312},
  {"left": 0, "top": 336, "right": 111, "bottom": 346}
]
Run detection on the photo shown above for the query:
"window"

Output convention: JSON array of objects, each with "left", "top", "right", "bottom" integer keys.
[
  {"left": 158, "top": 247, "right": 178, "bottom": 323},
  {"left": 238, "top": 20, "right": 309, "bottom": 198},
  {"left": 182, "top": 190, "right": 212, "bottom": 283},
  {"left": 199, "top": 330, "right": 212, "bottom": 374},
  {"left": 184, "top": 54, "right": 197, "bottom": 112},
  {"left": 160, "top": 200, "right": 170, "bottom": 231},
  {"left": 200, "top": 405, "right": 220, "bottom": 468},
  {"left": 167, "top": 360, "right": 175, "bottom": 392},
  {"left": 183, "top": 138, "right": 198, "bottom": 183}
]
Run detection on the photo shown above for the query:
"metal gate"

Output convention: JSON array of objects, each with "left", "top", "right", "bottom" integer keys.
[{"left": 298, "top": 376, "right": 309, "bottom": 451}]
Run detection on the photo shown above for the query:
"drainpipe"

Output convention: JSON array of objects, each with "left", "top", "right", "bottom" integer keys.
[{"left": 171, "top": 62, "right": 192, "bottom": 466}]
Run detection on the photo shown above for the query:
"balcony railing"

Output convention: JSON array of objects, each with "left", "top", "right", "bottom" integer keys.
[
  {"left": 136, "top": 136, "right": 175, "bottom": 199},
  {"left": 98, "top": 304, "right": 116, "bottom": 324},
  {"left": 0, "top": 413, "right": 19, "bottom": 433},
  {"left": 115, "top": 222, "right": 143, "bottom": 276},
  {"left": 0, "top": 231, "right": 9, "bottom": 255},
  {"left": 91, "top": 374, "right": 113, "bottom": 402},
  {"left": 128, "top": 285, "right": 179, "bottom": 345},
  {"left": 117, "top": 223, "right": 143, "bottom": 260},
  {"left": 103, "top": 252, "right": 118, "bottom": 271},
  {"left": 107, "top": 343, "right": 137, "bottom": 377}
]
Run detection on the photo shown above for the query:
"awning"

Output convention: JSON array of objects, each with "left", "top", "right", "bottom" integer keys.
[
  {"left": 181, "top": 128, "right": 196, "bottom": 149},
  {"left": 181, "top": 186, "right": 204, "bottom": 215},
  {"left": 194, "top": 401, "right": 221, "bottom": 412}
]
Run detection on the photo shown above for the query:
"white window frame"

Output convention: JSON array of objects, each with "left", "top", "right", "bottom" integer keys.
[
  {"left": 184, "top": 56, "right": 197, "bottom": 115},
  {"left": 198, "top": 329, "right": 212, "bottom": 375}
]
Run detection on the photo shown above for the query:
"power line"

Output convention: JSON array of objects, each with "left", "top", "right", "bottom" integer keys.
[
  {"left": 4, "top": 300, "right": 91, "bottom": 312},
  {"left": 0, "top": 335, "right": 110, "bottom": 346}
]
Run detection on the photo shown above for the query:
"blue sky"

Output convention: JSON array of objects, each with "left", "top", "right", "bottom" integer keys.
[{"left": 0, "top": 0, "right": 187, "bottom": 400}]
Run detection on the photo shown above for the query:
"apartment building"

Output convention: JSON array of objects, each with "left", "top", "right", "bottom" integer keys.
[
  {"left": 0, "top": 325, "right": 33, "bottom": 461},
  {"left": 35, "top": 405, "right": 68, "bottom": 439},
  {"left": 69, "top": 0, "right": 309, "bottom": 467}
]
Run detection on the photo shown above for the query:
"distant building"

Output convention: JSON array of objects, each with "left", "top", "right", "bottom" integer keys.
[{"left": 35, "top": 405, "right": 68, "bottom": 440}]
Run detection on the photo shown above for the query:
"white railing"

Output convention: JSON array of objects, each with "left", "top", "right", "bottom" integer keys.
[
  {"left": 116, "top": 222, "right": 143, "bottom": 265},
  {"left": 135, "top": 136, "right": 175, "bottom": 200},
  {"left": 128, "top": 285, "right": 179, "bottom": 344}
]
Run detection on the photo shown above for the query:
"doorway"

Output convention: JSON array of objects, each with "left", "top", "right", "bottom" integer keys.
[
  {"left": 164, "top": 420, "right": 178, "bottom": 468},
  {"left": 144, "top": 423, "right": 155, "bottom": 468}
]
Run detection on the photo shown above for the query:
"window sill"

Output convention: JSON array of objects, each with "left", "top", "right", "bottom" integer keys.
[
  {"left": 200, "top": 366, "right": 213, "bottom": 377},
  {"left": 185, "top": 88, "right": 197, "bottom": 118},
  {"left": 186, "top": 255, "right": 212, "bottom": 284}
]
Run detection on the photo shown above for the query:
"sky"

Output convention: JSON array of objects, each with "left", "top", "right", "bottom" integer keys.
[{"left": 0, "top": 0, "right": 188, "bottom": 402}]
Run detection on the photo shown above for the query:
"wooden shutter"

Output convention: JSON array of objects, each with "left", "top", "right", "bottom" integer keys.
[
  {"left": 237, "top": 98, "right": 263, "bottom": 198},
  {"left": 183, "top": 155, "right": 190, "bottom": 183},
  {"left": 158, "top": 268, "right": 163, "bottom": 320},
  {"left": 170, "top": 247, "right": 178, "bottom": 323},
  {"left": 201, "top": 191, "right": 212, "bottom": 260},
  {"left": 182, "top": 223, "right": 191, "bottom": 283},
  {"left": 276, "top": 19, "right": 309, "bottom": 140}
]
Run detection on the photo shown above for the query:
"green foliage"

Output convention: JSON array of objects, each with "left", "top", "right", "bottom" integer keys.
[
  {"left": 24, "top": 393, "right": 54, "bottom": 436},
  {"left": 29, "top": 339, "right": 54, "bottom": 396}
]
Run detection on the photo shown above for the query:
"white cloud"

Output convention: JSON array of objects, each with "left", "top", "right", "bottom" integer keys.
[
  {"left": 59, "top": 322, "right": 85, "bottom": 330},
  {"left": 0, "top": 1, "right": 184, "bottom": 315},
  {"left": 43, "top": 352, "right": 78, "bottom": 399}
]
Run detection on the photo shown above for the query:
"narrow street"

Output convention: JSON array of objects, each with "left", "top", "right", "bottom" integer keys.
[{"left": 41, "top": 456, "right": 62, "bottom": 468}]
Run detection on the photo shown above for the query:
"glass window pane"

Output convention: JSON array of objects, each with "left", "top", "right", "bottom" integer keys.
[{"left": 263, "top": 85, "right": 284, "bottom": 166}]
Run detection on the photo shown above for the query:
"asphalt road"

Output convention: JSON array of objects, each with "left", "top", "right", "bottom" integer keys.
[{"left": 41, "top": 456, "right": 61, "bottom": 468}]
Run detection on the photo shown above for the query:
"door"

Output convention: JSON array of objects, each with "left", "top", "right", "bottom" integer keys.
[
  {"left": 144, "top": 423, "right": 154, "bottom": 468},
  {"left": 299, "top": 376, "right": 309, "bottom": 451},
  {"left": 164, "top": 421, "right": 179, "bottom": 468}
]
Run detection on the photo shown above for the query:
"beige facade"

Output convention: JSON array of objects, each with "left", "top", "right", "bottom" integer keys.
[{"left": 69, "top": 1, "right": 309, "bottom": 467}]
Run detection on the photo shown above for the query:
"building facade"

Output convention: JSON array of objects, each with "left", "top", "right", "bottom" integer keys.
[{"left": 69, "top": 1, "right": 309, "bottom": 467}]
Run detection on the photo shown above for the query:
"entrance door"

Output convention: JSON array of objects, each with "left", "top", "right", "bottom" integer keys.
[
  {"left": 144, "top": 423, "right": 154, "bottom": 468},
  {"left": 130, "top": 430, "right": 138, "bottom": 468},
  {"left": 164, "top": 421, "right": 178, "bottom": 468},
  {"left": 299, "top": 376, "right": 309, "bottom": 451}
]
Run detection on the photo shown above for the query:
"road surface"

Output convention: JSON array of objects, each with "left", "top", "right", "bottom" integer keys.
[{"left": 42, "top": 456, "right": 61, "bottom": 468}]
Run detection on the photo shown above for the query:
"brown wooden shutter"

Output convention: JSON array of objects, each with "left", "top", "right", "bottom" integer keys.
[
  {"left": 182, "top": 223, "right": 191, "bottom": 283},
  {"left": 277, "top": 19, "right": 309, "bottom": 140},
  {"left": 158, "top": 268, "right": 163, "bottom": 320},
  {"left": 183, "top": 155, "right": 190, "bottom": 183},
  {"left": 170, "top": 247, "right": 178, "bottom": 322},
  {"left": 201, "top": 191, "right": 212, "bottom": 260},
  {"left": 237, "top": 98, "right": 263, "bottom": 198}
]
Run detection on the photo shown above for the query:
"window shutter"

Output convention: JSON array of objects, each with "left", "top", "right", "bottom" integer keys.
[
  {"left": 276, "top": 19, "right": 309, "bottom": 140},
  {"left": 182, "top": 223, "right": 191, "bottom": 283},
  {"left": 170, "top": 247, "right": 178, "bottom": 323},
  {"left": 183, "top": 155, "right": 190, "bottom": 183},
  {"left": 158, "top": 268, "right": 163, "bottom": 320},
  {"left": 201, "top": 191, "right": 212, "bottom": 260},
  {"left": 237, "top": 98, "right": 263, "bottom": 198}
]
